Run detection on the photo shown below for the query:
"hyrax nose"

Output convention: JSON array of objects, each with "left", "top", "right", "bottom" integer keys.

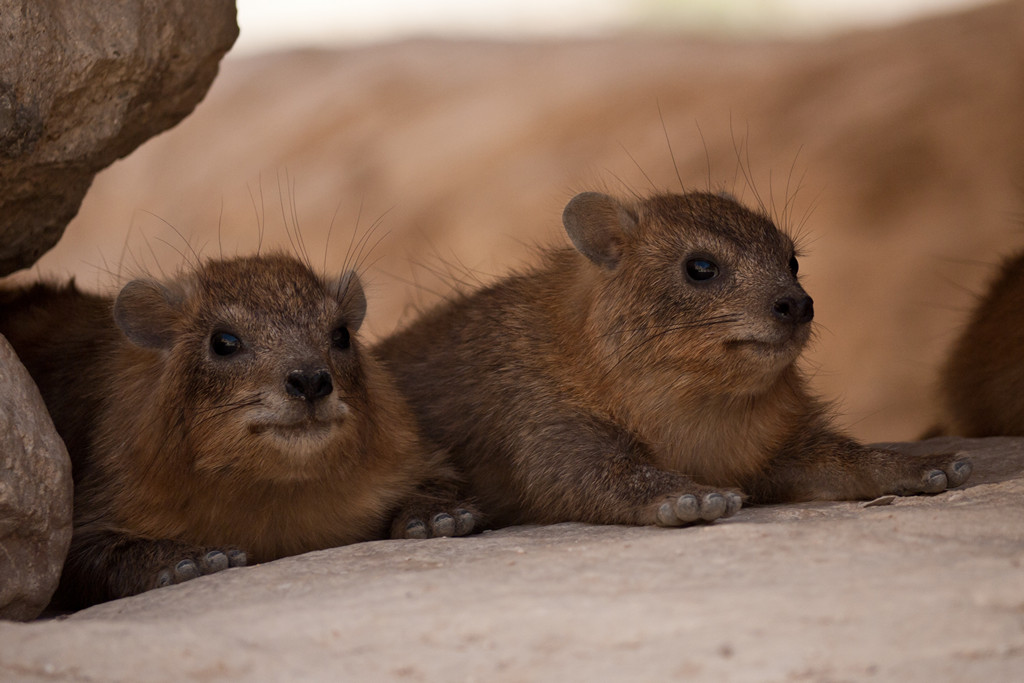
[
  {"left": 771, "top": 294, "right": 814, "bottom": 325},
  {"left": 285, "top": 369, "right": 333, "bottom": 402}
]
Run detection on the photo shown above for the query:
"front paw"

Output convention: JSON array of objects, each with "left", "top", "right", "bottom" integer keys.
[
  {"left": 391, "top": 506, "right": 478, "bottom": 540},
  {"left": 889, "top": 454, "right": 972, "bottom": 495},
  {"left": 152, "top": 547, "right": 247, "bottom": 590},
  {"left": 654, "top": 490, "right": 744, "bottom": 527}
]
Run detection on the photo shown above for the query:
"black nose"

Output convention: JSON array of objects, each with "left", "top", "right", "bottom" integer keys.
[
  {"left": 285, "top": 369, "right": 333, "bottom": 402},
  {"left": 771, "top": 295, "right": 814, "bottom": 325}
]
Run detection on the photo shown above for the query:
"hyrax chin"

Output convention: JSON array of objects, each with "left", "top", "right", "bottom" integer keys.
[
  {"left": 375, "top": 191, "right": 972, "bottom": 528},
  {"left": 0, "top": 253, "right": 476, "bottom": 609}
]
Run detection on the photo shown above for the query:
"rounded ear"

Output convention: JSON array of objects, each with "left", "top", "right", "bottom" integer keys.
[
  {"left": 333, "top": 270, "right": 366, "bottom": 333},
  {"left": 113, "top": 279, "right": 184, "bottom": 350},
  {"left": 562, "top": 192, "right": 637, "bottom": 270}
]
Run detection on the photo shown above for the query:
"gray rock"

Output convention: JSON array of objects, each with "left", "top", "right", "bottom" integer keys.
[
  {"left": 0, "top": 0, "right": 238, "bottom": 276},
  {"left": 0, "top": 436, "right": 1020, "bottom": 680},
  {"left": 0, "top": 335, "right": 73, "bottom": 621}
]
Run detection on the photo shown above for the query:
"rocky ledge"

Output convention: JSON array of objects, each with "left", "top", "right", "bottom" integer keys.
[{"left": 0, "top": 436, "right": 1020, "bottom": 681}]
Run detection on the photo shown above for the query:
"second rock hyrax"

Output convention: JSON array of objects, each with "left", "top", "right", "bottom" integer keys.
[
  {"left": 376, "top": 191, "right": 972, "bottom": 527},
  {"left": 0, "top": 253, "right": 476, "bottom": 609},
  {"left": 931, "top": 248, "right": 1024, "bottom": 437}
]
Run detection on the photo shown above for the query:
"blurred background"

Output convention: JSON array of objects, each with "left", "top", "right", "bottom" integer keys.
[
  {"left": 19, "top": 0, "right": 1023, "bottom": 442},
  {"left": 231, "top": 0, "right": 993, "bottom": 51}
]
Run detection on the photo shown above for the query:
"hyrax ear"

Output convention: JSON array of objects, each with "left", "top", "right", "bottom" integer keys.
[
  {"left": 333, "top": 270, "right": 366, "bottom": 333},
  {"left": 113, "top": 279, "right": 184, "bottom": 350},
  {"left": 562, "top": 192, "right": 637, "bottom": 270}
]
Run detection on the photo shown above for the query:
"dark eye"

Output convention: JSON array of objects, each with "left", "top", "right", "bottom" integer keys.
[
  {"left": 331, "top": 326, "right": 351, "bottom": 350},
  {"left": 210, "top": 331, "right": 241, "bottom": 357},
  {"left": 685, "top": 258, "right": 719, "bottom": 283},
  {"left": 789, "top": 255, "right": 799, "bottom": 276}
]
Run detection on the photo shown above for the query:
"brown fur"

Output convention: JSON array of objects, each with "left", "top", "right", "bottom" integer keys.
[
  {"left": 932, "top": 248, "right": 1024, "bottom": 436},
  {"left": 375, "top": 191, "right": 971, "bottom": 528},
  {"left": 0, "top": 253, "right": 475, "bottom": 609}
]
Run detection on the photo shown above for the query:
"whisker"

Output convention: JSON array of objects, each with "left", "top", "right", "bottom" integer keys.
[
  {"left": 192, "top": 397, "right": 263, "bottom": 427},
  {"left": 598, "top": 313, "right": 742, "bottom": 339},
  {"left": 597, "top": 314, "right": 743, "bottom": 381}
]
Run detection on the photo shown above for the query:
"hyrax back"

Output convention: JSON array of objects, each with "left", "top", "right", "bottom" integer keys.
[
  {"left": 377, "top": 191, "right": 971, "bottom": 528},
  {"left": 0, "top": 253, "right": 474, "bottom": 608},
  {"left": 934, "top": 248, "right": 1024, "bottom": 436}
]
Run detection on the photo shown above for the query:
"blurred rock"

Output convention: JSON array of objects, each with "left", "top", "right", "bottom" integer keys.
[
  {"left": 0, "top": 335, "right": 73, "bottom": 621},
  {"left": 0, "top": 0, "right": 238, "bottom": 276},
  {"left": 37, "top": 0, "right": 1024, "bottom": 442}
]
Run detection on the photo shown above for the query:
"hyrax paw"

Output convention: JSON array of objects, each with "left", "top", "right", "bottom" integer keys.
[
  {"left": 655, "top": 491, "right": 743, "bottom": 527},
  {"left": 395, "top": 508, "right": 477, "bottom": 540},
  {"left": 153, "top": 547, "right": 247, "bottom": 589},
  {"left": 895, "top": 454, "right": 972, "bottom": 495}
]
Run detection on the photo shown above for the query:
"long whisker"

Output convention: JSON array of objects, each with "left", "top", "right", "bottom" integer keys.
[
  {"left": 598, "top": 314, "right": 742, "bottom": 382},
  {"left": 192, "top": 397, "right": 263, "bottom": 427},
  {"left": 598, "top": 313, "right": 742, "bottom": 339}
]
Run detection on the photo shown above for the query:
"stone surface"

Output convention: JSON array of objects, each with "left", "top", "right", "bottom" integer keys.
[
  {"left": 0, "top": 0, "right": 238, "bottom": 276},
  {"left": 0, "top": 436, "right": 1019, "bottom": 680},
  {"left": 0, "top": 335, "right": 73, "bottom": 621}
]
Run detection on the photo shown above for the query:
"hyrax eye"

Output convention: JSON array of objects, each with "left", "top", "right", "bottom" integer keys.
[
  {"left": 789, "top": 255, "right": 800, "bottom": 276},
  {"left": 210, "top": 331, "right": 241, "bottom": 356},
  {"left": 685, "top": 258, "right": 719, "bottom": 283},
  {"left": 331, "top": 326, "right": 351, "bottom": 350}
]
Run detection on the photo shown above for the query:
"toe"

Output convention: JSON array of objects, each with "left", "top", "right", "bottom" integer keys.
[
  {"left": 921, "top": 469, "right": 949, "bottom": 494},
  {"left": 431, "top": 513, "right": 456, "bottom": 537},
  {"left": 173, "top": 559, "right": 199, "bottom": 583},
  {"left": 723, "top": 492, "right": 744, "bottom": 517},
  {"left": 201, "top": 550, "right": 229, "bottom": 573},
  {"left": 454, "top": 509, "right": 476, "bottom": 536},
  {"left": 156, "top": 569, "right": 173, "bottom": 588},
  {"left": 657, "top": 501, "right": 682, "bottom": 526},
  {"left": 674, "top": 494, "right": 700, "bottom": 523},
  {"left": 700, "top": 493, "right": 727, "bottom": 521},
  {"left": 403, "top": 519, "right": 428, "bottom": 539},
  {"left": 948, "top": 458, "right": 972, "bottom": 487},
  {"left": 227, "top": 549, "right": 248, "bottom": 567}
]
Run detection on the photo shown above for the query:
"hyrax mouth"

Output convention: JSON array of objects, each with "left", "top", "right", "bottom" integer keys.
[{"left": 246, "top": 401, "right": 351, "bottom": 439}]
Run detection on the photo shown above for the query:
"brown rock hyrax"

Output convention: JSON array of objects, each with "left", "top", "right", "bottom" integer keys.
[
  {"left": 376, "top": 191, "right": 971, "bottom": 528},
  {"left": 932, "top": 248, "right": 1024, "bottom": 436},
  {"left": 0, "top": 253, "right": 476, "bottom": 609}
]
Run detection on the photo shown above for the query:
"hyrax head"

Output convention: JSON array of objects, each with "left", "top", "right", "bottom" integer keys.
[
  {"left": 113, "top": 253, "right": 369, "bottom": 482},
  {"left": 562, "top": 191, "right": 813, "bottom": 393}
]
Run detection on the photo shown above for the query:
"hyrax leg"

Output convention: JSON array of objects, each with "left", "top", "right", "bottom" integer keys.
[
  {"left": 53, "top": 527, "right": 247, "bottom": 609},
  {"left": 496, "top": 415, "right": 743, "bottom": 526},
  {"left": 743, "top": 432, "right": 972, "bottom": 504}
]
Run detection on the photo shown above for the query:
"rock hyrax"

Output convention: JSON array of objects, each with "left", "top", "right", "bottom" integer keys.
[
  {"left": 0, "top": 253, "right": 475, "bottom": 608},
  {"left": 376, "top": 191, "right": 971, "bottom": 527},
  {"left": 932, "top": 248, "right": 1024, "bottom": 436}
]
